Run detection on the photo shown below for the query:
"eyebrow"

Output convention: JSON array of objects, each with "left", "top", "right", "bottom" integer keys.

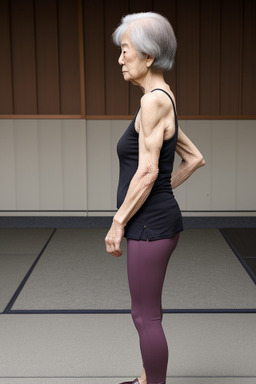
[{"left": 121, "top": 43, "right": 129, "bottom": 47}]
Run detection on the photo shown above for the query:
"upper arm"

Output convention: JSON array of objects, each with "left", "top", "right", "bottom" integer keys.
[
  {"left": 137, "top": 94, "right": 165, "bottom": 175},
  {"left": 176, "top": 127, "right": 205, "bottom": 165}
]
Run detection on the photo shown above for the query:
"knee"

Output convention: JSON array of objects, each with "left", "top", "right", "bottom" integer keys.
[
  {"left": 131, "top": 307, "right": 144, "bottom": 332},
  {"left": 131, "top": 306, "right": 162, "bottom": 333}
]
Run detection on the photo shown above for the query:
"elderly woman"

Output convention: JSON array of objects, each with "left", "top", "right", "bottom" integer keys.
[{"left": 105, "top": 12, "right": 205, "bottom": 384}]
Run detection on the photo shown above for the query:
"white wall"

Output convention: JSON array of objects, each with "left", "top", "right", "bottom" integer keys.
[
  {"left": 0, "top": 119, "right": 87, "bottom": 214},
  {"left": 0, "top": 119, "right": 255, "bottom": 216}
]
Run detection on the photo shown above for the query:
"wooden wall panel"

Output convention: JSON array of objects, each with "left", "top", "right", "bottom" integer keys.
[
  {"left": 84, "top": 0, "right": 105, "bottom": 115},
  {"left": 10, "top": 0, "right": 37, "bottom": 114},
  {"left": 0, "top": 0, "right": 255, "bottom": 118},
  {"left": 220, "top": 0, "right": 243, "bottom": 115},
  {"left": 199, "top": 0, "right": 220, "bottom": 115},
  {"left": 58, "top": 0, "right": 81, "bottom": 114},
  {"left": 0, "top": 1, "right": 13, "bottom": 114},
  {"left": 104, "top": 0, "right": 129, "bottom": 115},
  {"left": 35, "top": 0, "right": 60, "bottom": 114},
  {"left": 242, "top": 0, "right": 256, "bottom": 115},
  {"left": 176, "top": 0, "right": 200, "bottom": 116}
]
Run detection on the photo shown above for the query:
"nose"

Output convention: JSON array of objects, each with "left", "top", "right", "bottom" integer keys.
[{"left": 118, "top": 52, "right": 124, "bottom": 65}]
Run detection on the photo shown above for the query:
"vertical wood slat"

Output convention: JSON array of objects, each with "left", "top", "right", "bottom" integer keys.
[
  {"left": 104, "top": 0, "right": 129, "bottom": 115},
  {"left": 78, "top": 0, "right": 86, "bottom": 118},
  {"left": 176, "top": 0, "right": 200, "bottom": 116},
  {"left": 58, "top": 0, "right": 81, "bottom": 114},
  {"left": 35, "top": 0, "right": 60, "bottom": 114},
  {"left": 83, "top": 0, "right": 105, "bottom": 115},
  {"left": 0, "top": 0, "right": 13, "bottom": 114},
  {"left": 10, "top": 0, "right": 37, "bottom": 114},
  {"left": 220, "top": 0, "right": 243, "bottom": 115},
  {"left": 242, "top": 0, "right": 256, "bottom": 115},
  {"left": 199, "top": 0, "right": 220, "bottom": 115}
]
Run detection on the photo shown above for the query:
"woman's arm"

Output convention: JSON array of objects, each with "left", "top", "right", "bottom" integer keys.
[
  {"left": 105, "top": 93, "right": 165, "bottom": 256},
  {"left": 171, "top": 127, "right": 205, "bottom": 189}
]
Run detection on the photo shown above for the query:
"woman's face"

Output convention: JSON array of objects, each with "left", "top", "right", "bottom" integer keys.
[{"left": 118, "top": 31, "right": 150, "bottom": 85}]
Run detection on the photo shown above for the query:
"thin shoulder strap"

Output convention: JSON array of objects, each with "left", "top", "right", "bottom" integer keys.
[{"left": 151, "top": 88, "right": 178, "bottom": 133}]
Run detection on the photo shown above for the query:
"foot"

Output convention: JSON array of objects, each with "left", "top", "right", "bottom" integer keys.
[{"left": 118, "top": 379, "right": 139, "bottom": 384}]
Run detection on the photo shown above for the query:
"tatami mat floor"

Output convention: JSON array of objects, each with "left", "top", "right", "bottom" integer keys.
[
  {"left": 3, "top": 228, "right": 256, "bottom": 313},
  {"left": 0, "top": 228, "right": 255, "bottom": 383},
  {"left": 0, "top": 313, "right": 256, "bottom": 383}
]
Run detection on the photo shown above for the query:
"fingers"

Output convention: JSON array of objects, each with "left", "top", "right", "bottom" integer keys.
[
  {"left": 105, "top": 236, "right": 123, "bottom": 257},
  {"left": 110, "top": 249, "right": 123, "bottom": 257},
  {"left": 105, "top": 220, "right": 125, "bottom": 257}
]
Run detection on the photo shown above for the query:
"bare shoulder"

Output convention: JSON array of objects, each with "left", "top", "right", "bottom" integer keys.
[
  {"left": 140, "top": 91, "right": 162, "bottom": 111},
  {"left": 139, "top": 93, "right": 164, "bottom": 135},
  {"left": 136, "top": 88, "right": 176, "bottom": 137},
  {"left": 140, "top": 90, "right": 170, "bottom": 120},
  {"left": 141, "top": 89, "right": 176, "bottom": 121},
  {"left": 144, "top": 88, "right": 176, "bottom": 105}
]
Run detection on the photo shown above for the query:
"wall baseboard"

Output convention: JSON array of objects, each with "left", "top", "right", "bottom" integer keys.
[{"left": 0, "top": 216, "right": 255, "bottom": 229}]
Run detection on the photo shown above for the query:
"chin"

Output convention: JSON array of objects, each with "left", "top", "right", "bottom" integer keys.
[{"left": 122, "top": 73, "right": 130, "bottom": 80}]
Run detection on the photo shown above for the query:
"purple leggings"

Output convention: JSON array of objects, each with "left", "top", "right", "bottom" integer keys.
[{"left": 127, "top": 235, "right": 179, "bottom": 384}]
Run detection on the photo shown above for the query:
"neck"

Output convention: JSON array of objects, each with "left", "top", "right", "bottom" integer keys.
[
  {"left": 134, "top": 70, "right": 166, "bottom": 94},
  {"left": 138, "top": 70, "right": 166, "bottom": 93}
]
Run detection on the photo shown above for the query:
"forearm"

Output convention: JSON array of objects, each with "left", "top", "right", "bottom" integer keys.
[
  {"left": 171, "top": 157, "right": 205, "bottom": 189},
  {"left": 114, "top": 169, "right": 157, "bottom": 227}
]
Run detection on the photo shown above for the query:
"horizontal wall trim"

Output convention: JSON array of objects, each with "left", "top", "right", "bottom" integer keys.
[
  {"left": 85, "top": 115, "right": 256, "bottom": 120},
  {"left": 0, "top": 115, "right": 83, "bottom": 119},
  {"left": 0, "top": 216, "right": 255, "bottom": 228},
  {"left": 1, "top": 115, "right": 256, "bottom": 120},
  {"left": 1, "top": 210, "right": 256, "bottom": 213}
]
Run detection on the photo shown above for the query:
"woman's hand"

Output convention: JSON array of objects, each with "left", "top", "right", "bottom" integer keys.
[{"left": 105, "top": 218, "right": 125, "bottom": 257}]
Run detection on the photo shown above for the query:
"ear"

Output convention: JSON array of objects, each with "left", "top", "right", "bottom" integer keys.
[{"left": 146, "top": 54, "right": 155, "bottom": 68}]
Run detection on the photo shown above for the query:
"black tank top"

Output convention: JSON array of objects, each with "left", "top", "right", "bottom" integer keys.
[{"left": 117, "top": 88, "right": 183, "bottom": 241}]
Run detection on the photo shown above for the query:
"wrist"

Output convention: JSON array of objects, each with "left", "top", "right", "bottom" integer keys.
[{"left": 113, "top": 215, "right": 126, "bottom": 228}]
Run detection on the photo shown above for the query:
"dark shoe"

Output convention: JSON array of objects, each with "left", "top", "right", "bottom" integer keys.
[{"left": 118, "top": 379, "right": 139, "bottom": 384}]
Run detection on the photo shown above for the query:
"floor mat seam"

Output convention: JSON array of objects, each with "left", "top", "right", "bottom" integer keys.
[{"left": 3, "top": 229, "right": 57, "bottom": 314}]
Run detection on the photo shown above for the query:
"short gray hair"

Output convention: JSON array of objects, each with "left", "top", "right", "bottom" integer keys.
[{"left": 112, "top": 12, "right": 177, "bottom": 72}]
